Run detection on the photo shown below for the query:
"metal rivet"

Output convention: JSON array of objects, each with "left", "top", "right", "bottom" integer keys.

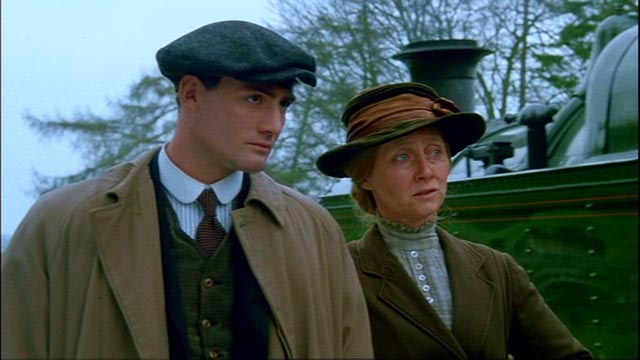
[{"left": 202, "top": 278, "right": 215, "bottom": 288}]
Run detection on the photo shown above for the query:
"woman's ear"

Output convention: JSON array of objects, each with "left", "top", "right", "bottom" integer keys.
[{"left": 361, "top": 178, "right": 373, "bottom": 191}]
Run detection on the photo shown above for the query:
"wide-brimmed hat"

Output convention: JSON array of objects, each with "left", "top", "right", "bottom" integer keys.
[{"left": 316, "top": 82, "right": 486, "bottom": 178}]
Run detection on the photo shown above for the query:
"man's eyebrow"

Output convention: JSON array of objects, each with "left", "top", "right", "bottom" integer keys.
[
  {"left": 285, "top": 94, "right": 297, "bottom": 103},
  {"left": 244, "top": 83, "right": 295, "bottom": 102}
]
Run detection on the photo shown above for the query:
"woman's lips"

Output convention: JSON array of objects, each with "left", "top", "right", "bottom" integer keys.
[{"left": 414, "top": 188, "right": 437, "bottom": 196}]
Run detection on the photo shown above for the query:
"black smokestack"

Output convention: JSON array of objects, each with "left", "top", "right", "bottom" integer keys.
[{"left": 393, "top": 39, "right": 492, "bottom": 112}]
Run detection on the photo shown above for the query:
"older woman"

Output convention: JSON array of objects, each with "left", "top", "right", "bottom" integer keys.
[{"left": 316, "top": 82, "right": 592, "bottom": 359}]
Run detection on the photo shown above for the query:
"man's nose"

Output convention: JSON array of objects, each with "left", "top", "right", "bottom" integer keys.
[{"left": 259, "top": 105, "right": 286, "bottom": 136}]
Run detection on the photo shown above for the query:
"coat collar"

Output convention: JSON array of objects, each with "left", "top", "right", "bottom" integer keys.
[
  {"left": 242, "top": 172, "right": 286, "bottom": 228},
  {"left": 356, "top": 225, "right": 495, "bottom": 359},
  {"left": 89, "top": 147, "right": 170, "bottom": 358}
]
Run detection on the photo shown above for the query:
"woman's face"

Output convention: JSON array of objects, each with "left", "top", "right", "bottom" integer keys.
[{"left": 362, "top": 127, "right": 450, "bottom": 227}]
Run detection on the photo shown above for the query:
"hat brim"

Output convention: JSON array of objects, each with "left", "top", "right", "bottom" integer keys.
[
  {"left": 239, "top": 68, "right": 317, "bottom": 87},
  {"left": 316, "top": 112, "right": 485, "bottom": 178}
]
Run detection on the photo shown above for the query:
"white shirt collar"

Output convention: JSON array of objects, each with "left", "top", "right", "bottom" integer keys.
[{"left": 158, "top": 144, "right": 243, "bottom": 205}]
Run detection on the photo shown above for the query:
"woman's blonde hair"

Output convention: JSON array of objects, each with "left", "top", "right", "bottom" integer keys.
[{"left": 344, "top": 147, "right": 379, "bottom": 215}]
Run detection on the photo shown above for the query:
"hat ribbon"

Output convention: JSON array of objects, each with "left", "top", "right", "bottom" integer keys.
[{"left": 346, "top": 94, "right": 460, "bottom": 142}]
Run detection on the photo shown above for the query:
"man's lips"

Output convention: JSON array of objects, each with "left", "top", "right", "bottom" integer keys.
[{"left": 248, "top": 142, "right": 273, "bottom": 151}]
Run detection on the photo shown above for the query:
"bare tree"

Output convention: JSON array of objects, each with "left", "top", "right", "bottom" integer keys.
[{"left": 27, "top": 0, "right": 635, "bottom": 196}]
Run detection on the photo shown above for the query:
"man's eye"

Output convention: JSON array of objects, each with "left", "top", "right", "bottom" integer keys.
[
  {"left": 247, "top": 95, "right": 261, "bottom": 103},
  {"left": 280, "top": 100, "right": 293, "bottom": 109}
]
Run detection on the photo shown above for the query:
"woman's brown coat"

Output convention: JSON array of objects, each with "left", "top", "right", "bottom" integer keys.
[{"left": 348, "top": 225, "right": 592, "bottom": 360}]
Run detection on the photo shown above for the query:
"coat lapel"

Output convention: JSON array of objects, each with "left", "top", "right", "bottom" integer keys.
[
  {"left": 91, "top": 150, "right": 169, "bottom": 359},
  {"left": 229, "top": 173, "right": 294, "bottom": 357},
  {"left": 440, "top": 229, "right": 495, "bottom": 358},
  {"left": 358, "top": 227, "right": 467, "bottom": 359}
]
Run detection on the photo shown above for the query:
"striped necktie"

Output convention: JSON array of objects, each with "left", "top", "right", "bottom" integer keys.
[{"left": 196, "top": 189, "right": 226, "bottom": 256}]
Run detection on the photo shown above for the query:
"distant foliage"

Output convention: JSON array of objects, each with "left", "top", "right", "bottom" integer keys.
[
  {"left": 26, "top": 74, "right": 177, "bottom": 194},
  {"left": 25, "top": 0, "right": 637, "bottom": 197}
]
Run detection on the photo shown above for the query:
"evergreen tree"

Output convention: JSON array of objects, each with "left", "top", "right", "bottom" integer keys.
[{"left": 27, "top": 0, "right": 634, "bottom": 196}]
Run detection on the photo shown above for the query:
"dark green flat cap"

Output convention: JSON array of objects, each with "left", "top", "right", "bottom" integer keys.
[
  {"left": 156, "top": 20, "right": 316, "bottom": 87},
  {"left": 316, "top": 82, "right": 486, "bottom": 178}
]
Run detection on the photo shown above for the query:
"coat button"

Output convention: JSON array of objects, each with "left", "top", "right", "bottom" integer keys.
[
  {"left": 209, "top": 349, "right": 220, "bottom": 359},
  {"left": 202, "top": 319, "right": 213, "bottom": 329}
]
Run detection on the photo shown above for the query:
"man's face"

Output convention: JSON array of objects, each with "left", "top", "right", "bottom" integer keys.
[
  {"left": 189, "top": 76, "right": 295, "bottom": 176},
  {"left": 362, "top": 127, "right": 451, "bottom": 228}
]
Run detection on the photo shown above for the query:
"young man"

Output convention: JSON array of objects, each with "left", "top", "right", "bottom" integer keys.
[{"left": 2, "top": 21, "right": 373, "bottom": 359}]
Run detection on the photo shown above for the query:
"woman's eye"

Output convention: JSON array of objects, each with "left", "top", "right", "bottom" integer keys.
[
  {"left": 395, "top": 154, "right": 410, "bottom": 162},
  {"left": 429, "top": 148, "right": 445, "bottom": 161}
]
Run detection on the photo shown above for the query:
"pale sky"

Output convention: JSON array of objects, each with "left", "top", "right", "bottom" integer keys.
[{"left": 1, "top": 0, "right": 276, "bottom": 239}]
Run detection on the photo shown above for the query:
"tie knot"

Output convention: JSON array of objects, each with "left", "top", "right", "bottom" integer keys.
[{"left": 197, "top": 189, "right": 217, "bottom": 216}]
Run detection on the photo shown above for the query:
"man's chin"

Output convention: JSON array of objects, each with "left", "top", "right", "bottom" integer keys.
[{"left": 240, "top": 161, "right": 268, "bottom": 174}]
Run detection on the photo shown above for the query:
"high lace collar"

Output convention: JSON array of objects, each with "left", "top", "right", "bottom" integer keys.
[
  {"left": 377, "top": 216, "right": 436, "bottom": 233},
  {"left": 377, "top": 216, "right": 440, "bottom": 250}
]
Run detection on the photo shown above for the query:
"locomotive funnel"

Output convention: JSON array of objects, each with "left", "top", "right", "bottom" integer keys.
[{"left": 393, "top": 39, "right": 492, "bottom": 112}]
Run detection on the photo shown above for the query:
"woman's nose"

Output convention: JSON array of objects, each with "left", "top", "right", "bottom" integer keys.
[{"left": 415, "top": 155, "right": 434, "bottom": 180}]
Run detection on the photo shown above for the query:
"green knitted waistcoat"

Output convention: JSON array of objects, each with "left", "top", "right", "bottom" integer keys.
[{"left": 168, "top": 209, "right": 234, "bottom": 360}]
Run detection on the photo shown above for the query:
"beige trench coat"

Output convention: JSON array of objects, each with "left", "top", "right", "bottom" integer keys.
[{"left": 2, "top": 148, "right": 373, "bottom": 359}]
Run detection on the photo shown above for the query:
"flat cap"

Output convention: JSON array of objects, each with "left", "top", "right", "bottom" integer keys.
[{"left": 156, "top": 20, "right": 317, "bottom": 87}]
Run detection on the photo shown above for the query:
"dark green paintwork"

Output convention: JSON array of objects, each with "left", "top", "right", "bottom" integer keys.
[
  {"left": 319, "top": 16, "right": 638, "bottom": 359},
  {"left": 320, "top": 158, "right": 638, "bottom": 358}
]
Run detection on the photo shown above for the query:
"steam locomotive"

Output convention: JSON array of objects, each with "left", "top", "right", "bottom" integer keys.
[{"left": 320, "top": 14, "right": 638, "bottom": 359}]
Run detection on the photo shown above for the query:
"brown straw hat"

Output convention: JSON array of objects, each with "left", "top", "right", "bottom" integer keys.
[{"left": 316, "top": 82, "right": 486, "bottom": 178}]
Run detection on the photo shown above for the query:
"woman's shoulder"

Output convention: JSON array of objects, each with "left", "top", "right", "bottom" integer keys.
[{"left": 437, "top": 227, "right": 517, "bottom": 270}]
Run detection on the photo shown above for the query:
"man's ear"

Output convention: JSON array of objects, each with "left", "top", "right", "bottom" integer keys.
[{"left": 177, "top": 75, "right": 201, "bottom": 110}]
